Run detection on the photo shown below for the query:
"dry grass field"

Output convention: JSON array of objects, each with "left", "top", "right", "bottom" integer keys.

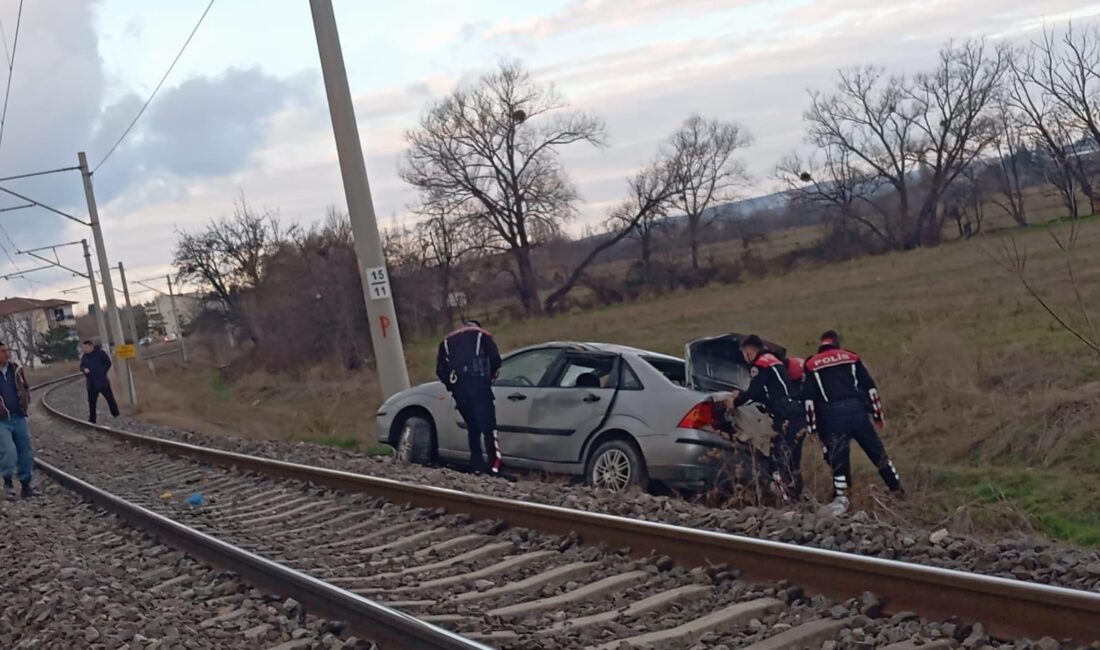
[{"left": 133, "top": 210, "right": 1100, "bottom": 545}]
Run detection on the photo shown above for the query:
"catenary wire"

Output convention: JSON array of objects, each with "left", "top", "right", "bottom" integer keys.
[
  {"left": 93, "top": 0, "right": 215, "bottom": 173},
  {"left": 0, "top": 11, "right": 11, "bottom": 68},
  {"left": 0, "top": 0, "right": 23, "bottom": 157}
]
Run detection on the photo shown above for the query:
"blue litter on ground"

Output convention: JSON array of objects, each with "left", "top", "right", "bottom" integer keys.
[{"left": 186, "top": 492, "right": 206, "bottom": 507}]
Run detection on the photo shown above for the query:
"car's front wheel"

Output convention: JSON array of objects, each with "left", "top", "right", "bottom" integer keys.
[
  {"left": 395, "top": 414, "right": 435, "bottom": 465},
  {"left": 586, "top": 439, "right": 648, "bottom": 492}
]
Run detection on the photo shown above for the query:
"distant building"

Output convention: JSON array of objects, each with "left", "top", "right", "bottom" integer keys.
[
  {"left": 0, "top": 297, "right": 77, "bottom": 367},
  {"left": 144, "top": 293, "right": 203, "bottom": 336}
]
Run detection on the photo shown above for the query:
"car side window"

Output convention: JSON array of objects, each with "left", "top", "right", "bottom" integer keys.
[
  {"left": 552, "top": 355, "right": 616, "bottom": 389},
  {"left": 494, "top": 349, "right": 560, "bottom": 387},
  {"left": 620, "top": 361, "right": 644, "bottom": 390}
]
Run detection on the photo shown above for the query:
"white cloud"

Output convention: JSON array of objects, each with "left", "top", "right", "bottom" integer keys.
[{"left": 13, "top": 0, "right": 1100, "bottom": 306}]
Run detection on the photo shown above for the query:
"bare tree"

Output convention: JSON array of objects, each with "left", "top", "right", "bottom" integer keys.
[
  {"left": 1033, "top": 25, "right": 1100, "bottom": 156},
  {"left": 988, "top": 99, "right": 1030, "bottom": 227},
  {"left": 776, "top": 146, "right": 894, "bottom": 249},
  {"left": 943, "top": 165, "right": 987, "bottom": 239},
  {"left": 402, "top": 61, "right": 605, "bottom": 316},
  {"left": 414, "top": 204, "right": 478, "bottom": 330},
  {"left": 544, "top": 161, "right": 679, "bottom": 312},
  {"left": 906, "top": 40, "right": 1009, "bottom": 245},
  {"left": 666, "top": 115, "right": 752, "bottom": 270},
  {"left": 0, "top": 315, "right": 33, "bottom": 367},
  {"left": 612, "top": 191, "right": 669, "bottom": 287},
  {"left": 988, "top": 223, "right": 1099, "bottom": 361},
  {"left": 804, "top": 41, "right": 1007, "bottom": 248},
  {"left": 174, "top": 197, "right": 290, "bottom": 340},
  {"left": 805, "top": 66, "right": 921, "bottom": 248},
  {"left": 1008, "top": 37, "right": 1099, "bottom": 214}
]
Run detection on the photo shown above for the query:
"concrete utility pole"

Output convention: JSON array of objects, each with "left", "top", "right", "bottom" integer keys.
[
  {"left": 79, "top": 151, "right": 136, "bottom": 407},
  {"left": 166, "top": 274, "right": 188, "bottom": 363},
  {"left": 309, "top": 0, "right": 410, "bottom": 398},
  {"left": 117, "top": 262, "right": 141, "bottom": 359},
  {"left": 81, "top": 240, "right": 110, "bottom": 350}
]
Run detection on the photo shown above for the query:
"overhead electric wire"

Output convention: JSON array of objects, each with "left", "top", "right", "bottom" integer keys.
[
  {"left": 94, "top": 0, "right": 215, "bottom": 173},
  {"left": 0, "top": 12, "right": 11, "bottom": 67},
  {"left": 0, "top": 226, "right": 35, "bottom": 296},
  {"left": 0, "top": 0, "right": 23, "bottom": 156}
]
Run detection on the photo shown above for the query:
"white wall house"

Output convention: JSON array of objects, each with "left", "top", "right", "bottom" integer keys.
[
  {"left": 0, "top": 297, "right": 77, "bottom": 368},
  {"left": 144, "top": 293, "right": 203, "bottom": 336}
]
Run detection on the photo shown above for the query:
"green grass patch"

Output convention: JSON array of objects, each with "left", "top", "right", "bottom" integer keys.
[
  {"left": 935, "top": 465, "right": 1100, "bottom": 546},
  {"left": 295, "top": 435, "right": 394, "bottom": 456},
  {"left": 206, "top": 371, "right": 232, "bottom": 401},
  {"left": 366, "top": 443, "right": 394, "bottom": 456},
  {"left": 298, "top": 434, "right": 361, "bottom": 450}
]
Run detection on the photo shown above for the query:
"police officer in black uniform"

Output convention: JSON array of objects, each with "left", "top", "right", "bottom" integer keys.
[
  {"left": 729, "top": 334, "right": 807, "bottom": 500},
  {"left": 803, "top": 330, "right": 904, "bottom": 515},
  {"left": 436, "top": 321, "right": 503, "bottom": 475}
]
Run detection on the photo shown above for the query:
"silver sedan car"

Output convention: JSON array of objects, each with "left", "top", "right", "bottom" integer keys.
[{"left": 375, "top": 336, "right": 776, "bottom": 492}]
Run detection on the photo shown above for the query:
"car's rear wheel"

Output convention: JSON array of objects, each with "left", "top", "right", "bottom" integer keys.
[
  {"left": 586, "top": 439, "right": 647, "bottom": 492},
  {"left": 395, "top": 414, "right": 435, "bottom": 465}
]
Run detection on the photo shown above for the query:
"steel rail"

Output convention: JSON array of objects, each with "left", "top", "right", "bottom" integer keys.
[
  {"left": 32, "top": 458, "right": 491, "bottom": 650},
  {"left": 28, "top": 369, "right": 490, "bottom": 650},
  {"left": 39, "top": 379, "right": 1100, "bottom": 643}
]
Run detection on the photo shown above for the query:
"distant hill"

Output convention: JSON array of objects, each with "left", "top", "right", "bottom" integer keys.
[{"left": 650, "top": 190, "right": 792, "bottom": 229}]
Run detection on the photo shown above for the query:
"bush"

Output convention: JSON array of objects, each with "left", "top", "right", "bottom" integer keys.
[{"left": 35, "top": 328, "right": 79, "bottom": 364}]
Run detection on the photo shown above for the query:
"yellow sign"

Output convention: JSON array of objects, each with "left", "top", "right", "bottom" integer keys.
[{"left": 115, "top": 344, "right": 137, "bottom": 360}]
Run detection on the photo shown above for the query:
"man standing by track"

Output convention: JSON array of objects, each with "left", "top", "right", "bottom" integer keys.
[
  {"left": 803, "top": 330, "right": 904, "bottom": 516},
  {"left": 0, "top": 342, "right": 34, "bottom": 498},
  {"left": 80, "top": 340, "right": 120, "bottom": 424},
  {"left": 436, "top": 321, "right": 504, "bottom": 477}
]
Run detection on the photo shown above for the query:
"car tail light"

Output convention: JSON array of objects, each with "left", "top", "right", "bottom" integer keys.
[{"left": 678, "top": 401, "right": 715, "bottom": 430}]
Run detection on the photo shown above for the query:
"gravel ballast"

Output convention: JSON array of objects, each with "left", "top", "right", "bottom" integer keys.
[
  {"left": 42, "top": 380, "right": 1100, "bottom": 595},
  {"left": 21, "top": 382, "right": 1098, "bottom": 648},
  {"left": 0, "top": 477, "right": 376, "bottom": 649}
]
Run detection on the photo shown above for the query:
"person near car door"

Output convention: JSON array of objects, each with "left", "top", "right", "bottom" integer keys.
[
  {"left": 0, "top": 341, "right": 34, "bottom": 498},
  {"left": 436, "top": 321, "right": 504, "bottom": 476},
  {"left": 729, "top": 334, "right": 807, "bottom": 500},
  {"left": 80, "top": 340, "right": 120, "bottom": 424},
  {"left": 803, "top": 330, "right": 904, "bottom": 516}
]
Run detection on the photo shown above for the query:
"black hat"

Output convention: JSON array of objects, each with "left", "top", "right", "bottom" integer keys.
[{"left": 740, "top": 334, "right": 764, "bottom": 349}]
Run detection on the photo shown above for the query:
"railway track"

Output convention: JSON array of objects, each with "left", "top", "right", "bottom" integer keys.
[{"left": 34, "top": 376, "right": 1100, "bottom": 648}]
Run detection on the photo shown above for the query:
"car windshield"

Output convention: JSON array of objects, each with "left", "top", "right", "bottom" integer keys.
[{"left": 642, "top": 356, "right": 686, "bottom": 387}]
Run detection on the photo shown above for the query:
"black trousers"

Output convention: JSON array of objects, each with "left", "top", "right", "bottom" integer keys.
[
  {"left": 818, "top": 404, "right": 901, "bottom": 497},
  {"left": 769, "top": 419, "right": 805, "bottom": 498},
  {"left": 452, "top": 381, "right": 499, "bottom": 473},
  {"left": 87, "top": 382, "right": 119, "bottom": 423}
]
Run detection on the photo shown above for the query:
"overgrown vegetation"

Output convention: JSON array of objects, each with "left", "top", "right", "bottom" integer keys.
[
  {"left": 147, "top": 215, "right": 1100, "bottom": 544},
  {"left": 153, "top": 21, "right": 1100, "bottom": 545}
]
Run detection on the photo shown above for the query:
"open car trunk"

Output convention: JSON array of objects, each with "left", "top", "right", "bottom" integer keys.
[
  {"left": 684, "top": 333, "right": 790, "bottom": 455},
  {"left": 684, "top": 333, "right": 788, "bottom": 392}
]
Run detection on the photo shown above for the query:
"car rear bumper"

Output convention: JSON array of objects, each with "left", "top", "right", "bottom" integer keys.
[{"left": 645, "top": 428, "right": 740, "bottom": 489}]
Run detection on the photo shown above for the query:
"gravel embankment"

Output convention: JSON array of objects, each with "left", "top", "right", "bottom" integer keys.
[
  {"left": 46, "top": 380, "right": 1100, "bottom": 594},
  {"left": 0, "top": 477, "right": 375, "bottom": 650}
]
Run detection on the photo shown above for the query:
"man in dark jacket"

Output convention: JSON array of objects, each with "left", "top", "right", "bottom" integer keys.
[
  {"left": 0, "top": 341, "right": 34, "bottom": 498},
  {"left": 80, "top": 341, "right": 119, "bottom": 424},
  {"left": 436, "top": 321, "right": 503, "bottom": 475},
  {"left": 730, "top": 334, "right": 807, "bottom": 500},
  {"left": 803, "top": 330, "right": 903, "bottom": 515}
]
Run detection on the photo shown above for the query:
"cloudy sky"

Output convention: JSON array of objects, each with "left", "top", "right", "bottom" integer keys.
[{"left": 0, "top": 0, "right": 1097, "bottom": 310}]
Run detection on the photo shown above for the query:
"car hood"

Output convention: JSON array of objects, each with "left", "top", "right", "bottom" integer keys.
[{"left": 684, "top": 333, "right": 788, "bottom": 392}]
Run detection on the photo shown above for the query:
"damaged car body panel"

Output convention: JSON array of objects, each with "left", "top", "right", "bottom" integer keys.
[{"left": 377, "top": 336, "right": 788, "bottom": 492}]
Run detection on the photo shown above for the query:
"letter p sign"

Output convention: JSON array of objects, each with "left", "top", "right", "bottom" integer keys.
[{"left": 380, "top": 315, "right": 391, "bottom": 338}]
